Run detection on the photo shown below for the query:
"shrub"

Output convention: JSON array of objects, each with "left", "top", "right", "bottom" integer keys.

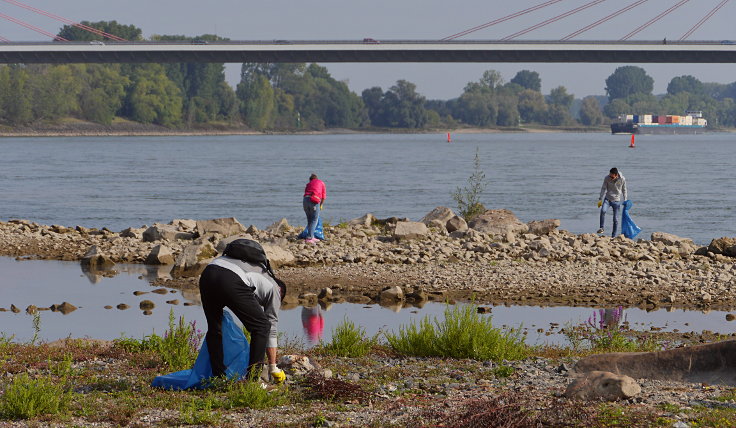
[
  {"left": 451, "top": 147, "right": 489, "bottom": 221},
  {"left": 385, "top": 304, "right": 528, "bottom": 361},
  {"left": 0, "top": 373, "right": 70, "bottom": 419},
  {"left": 318, "top": 318, "right": 377, "bottom": 358},
  {"left": 114, "top": 310, "right": 203, "bottom": 371},
  {"left": 562, "top": 307, "right": 663, "bottom": 353},
  {"left": 224, "top": 380, "right": 287, "bottom": 410}
]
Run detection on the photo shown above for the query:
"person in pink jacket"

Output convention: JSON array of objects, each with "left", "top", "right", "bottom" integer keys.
[{"left": 302, "top": 173, "right": 326, "bottom": 243}]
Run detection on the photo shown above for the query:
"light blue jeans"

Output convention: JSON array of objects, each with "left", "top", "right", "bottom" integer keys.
[
  {"left": 303, "top": 196, "right": 320, "bottom": 239},
  {"left": 600, "top": 199, "right": 621, "bottom": 237}
]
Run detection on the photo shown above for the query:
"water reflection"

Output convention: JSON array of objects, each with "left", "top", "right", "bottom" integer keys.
[{"left": 301, "top": 305, "right": 325, "bottom": 344}]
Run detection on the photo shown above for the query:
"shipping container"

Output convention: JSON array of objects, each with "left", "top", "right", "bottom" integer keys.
[
  {"left": 625, "top": 114, "right": 634, "bottom": 122},
  {"left": 672, "top": 116, "right": 681, "bottom": 124},
  {"left": 682, "top": 116, "right": 693, "bottom": 125},
  {"left": 642, "top": 114, "right": 652, "bottom": 124},
  {"left": 633, "top": 114, "right": 640, "bottom": 123},
  {"left": 657, "top": 115, "right": 666, "bottom": 124},
  {"left": 665, "top": 115, "right": 673, "bottom": 124}
]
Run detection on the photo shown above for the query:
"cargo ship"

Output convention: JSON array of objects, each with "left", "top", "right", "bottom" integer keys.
[{"left": 610, "top": 111, "right": 707, "bottom": 135}]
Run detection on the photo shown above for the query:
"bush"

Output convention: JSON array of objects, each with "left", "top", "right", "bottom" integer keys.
[
  {"left": 225, "top": 380, "right": 287, "bottom": 410},
  {"left": 451, "top": 147, "right": 489, "bottom": 222},
  {"left": 114, "top": 310, "right": 203, "bottom": 371},
  {"left": 385, "top": 304, "right": 528, "bottom": 361},
  {"left": 562, "top": 307, "right": 663, "bottom": 353},
  {"left": 0, "top": 373, "right": 70, "bottom": 419},
  {"left": 318, "top": 318, "right": 377, "bottom": 358}
]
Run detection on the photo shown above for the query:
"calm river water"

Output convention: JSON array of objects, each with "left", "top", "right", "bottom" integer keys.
[
  {"left": 1, "top": 132, "right": 735, "bottom": 343},
  {"left": 1, "top": 132, "right": 734, "bottom": 244}
]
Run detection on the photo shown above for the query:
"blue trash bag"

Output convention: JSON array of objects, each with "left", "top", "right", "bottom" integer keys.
[
  {"left": 297, "top": 216, "right": 325, "bottom": 240},
  {"left": 621, "top": 200, "right": 642, "bottom": 239},
  {"left": 151, "top": 310, "right": 250, "bottom": 390}
]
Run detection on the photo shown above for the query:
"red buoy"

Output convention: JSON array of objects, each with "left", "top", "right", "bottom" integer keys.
[
  {"left": 447, "top": 132, "right": 452, "bottom": 143},
  {"left": 629, "top": 134, "right": 635, "bottom": 148}
]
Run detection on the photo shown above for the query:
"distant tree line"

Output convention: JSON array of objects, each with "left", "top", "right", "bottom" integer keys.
[{"left": 1, "top": 21, "right": 735, "bottom": 130}]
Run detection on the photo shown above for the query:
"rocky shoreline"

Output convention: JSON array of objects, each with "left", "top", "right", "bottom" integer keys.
[{"left": 2, "top": 207, "right": 735, "bottom": 312}]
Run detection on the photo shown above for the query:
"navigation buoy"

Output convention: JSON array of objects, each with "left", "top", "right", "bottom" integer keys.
[
  {"left": 629, "top": 134, "right": 635, "bottom": 148},
  {"left": 447, "top": 132, "right": 452, "bottom": 143}
]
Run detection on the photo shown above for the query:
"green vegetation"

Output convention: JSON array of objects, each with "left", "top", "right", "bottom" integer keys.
[
  {"left": 224, "top": 378, "right": 288, "bottom": 410},
  {"left": 318, "top": 318, "right": 377, "bottom": 358},
  {"left": 451, "top": 147, "right": 489, "bottom": 221},
  {"left": 385, "top": 303, "right": 528, "bottom": 361},
  {"left": 562, "top": 307, "right": 663, "bottom": 353},
  {"left": 0, "top": 373, "right": 71, "bottom": 419},
  {"left": 114, "top": 309, "right": 203, "bottom": 371}
]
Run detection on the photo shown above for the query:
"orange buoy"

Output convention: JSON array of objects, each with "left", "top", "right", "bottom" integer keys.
[
  {"left": 629, "top": 134, "right": 635, "bottom": 148},
  {"left": 447, "top": 132, "right": 452, "bottom": 143}
]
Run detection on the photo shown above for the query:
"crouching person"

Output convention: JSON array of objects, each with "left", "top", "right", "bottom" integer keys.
[{"left": 198, "top": 239, "right": 287, "bottom": 384}]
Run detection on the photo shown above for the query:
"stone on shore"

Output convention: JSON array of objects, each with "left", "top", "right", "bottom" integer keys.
[
  {"left": 708, "top": 237, "right": 736, "bottom": 257},
  {"left": 527, "top": 219, "right": 560, "bottom": 235},
  {"left": 468, "top": 209, "right": 528, "bottom": 237},
  {"left": 261, "top": 242, "right": 296, "bottom": 267},
  {"left": 650, "top": 231, "right": 694, "bottom": 247},
  {"left": 195, "top": 217, "right": 247, "bottom": 237},
  {"left": 80, "top": 245, "right": 115, "bottom": 269},
  {"left": 120, "top": 226, "right": 145, "bottom": 239},
  {"left": 172, "top": 241, "right": 217, "bottom": 277},
  {"left": 348, "top": 213, "right": 377, "bottom": 227},
  {"left": 266, "top": 218, "right": 292, "bottom": 234},
  {"left": 393, "top": 221, "right": 429, "bottom": 241},
  {"left": 145, "top": 244, "right": 176, "bottom": 265},
  {"left": 380, "top": 286, "right": 404, "bottom": 302},
  {"left": 421, "top": 207, "right": 456, "bottom": 229},
  {"left": 564, "top": 371, "right": 641, "bottom": 401},
  {"left": 142, "top": 223, "right": 195, "bottom": 242},
  {"left": 445, "top": 215, "right": 468, "bottom": 233}
]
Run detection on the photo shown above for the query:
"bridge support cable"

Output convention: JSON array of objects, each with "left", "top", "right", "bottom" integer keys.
[
  {"left": 442, "top": 0, "right": 564, "bottom": 40},
  {"left": 502, "top": 0, "right": 609, "bottom": 40},
  {"left": 562, "top": 0, "right": 648, "bottom": 40},
  {"left": 679, "top": 0, "right": 730, "bottom": 40},
  {"left": 0, "top": 12, "right": 67, "bottom": 41},
  {"left": 0, "top": 0, "right": 127, "bottom": 41},
  {"left": 620, "top": 0, "right": 691, "bottom": 40}
]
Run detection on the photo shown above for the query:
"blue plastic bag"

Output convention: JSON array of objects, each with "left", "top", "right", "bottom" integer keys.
[
  {"left": 151, "top": 311, "right": 250, "bottom": 390},
  {"left": 621, "top": 200, "right": 641, "bottom": 239},
  {"left": 297, "top": 216, "right": 325, "bottom": 240}
]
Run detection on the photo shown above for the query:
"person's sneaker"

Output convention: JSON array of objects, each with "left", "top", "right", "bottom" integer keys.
[
  {"left": 306, "top": 238, "right": 319, "bottom": 244},
  {"left": 596, "top": 228, "right": 604, "bottom": 234}
]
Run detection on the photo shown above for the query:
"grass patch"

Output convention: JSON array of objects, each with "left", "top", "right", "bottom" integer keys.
[
  {"left": 224, "top": 379, "right": 288, "bottom": 410},
  {"left": 318, "top": 317, "right": 377, "bottom": 358},
  {"left": 562, "top": 307, "right": 664, "bottom": 353},
  {"left": 114, "top": 309, "right": 203, "bottom": 371},
  {"left": 0, "top": 373, "right": 71, "bottom": 419},
  {"left": 385, "top": 303, "right": 528, "bottom": 361}
]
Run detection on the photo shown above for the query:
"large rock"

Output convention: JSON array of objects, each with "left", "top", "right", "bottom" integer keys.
[
  {"left": 195, "top": 217, "right": 247, "bottom": 237},
  {"left": 527, "top": 219, "right": 560, "bottom": 235},
  {"left": 261, "top": 242, "right": 296, "bottom": 267},
  {"left": 564, "top": 371, "right": 641, "bottom": 401},
  {"left": 445, "top": 215, "right": 468, "bottom": 233},
  {"left": 80, "top": 246, "right": 115, "bottom": 269},
  {"left": 380, "top": 286, "right": 404, "bottom": 303},
  {"left": 573, "top": 340, "right": 736, "bottom": 385},
  {"left": 420, "top": 207, "right": 456, "bottom": 227},
  {"left": 651, "top": 232, "right": 695, "bottom": 247},
  {"left": 145, "top": 244, "right": 176, "bottom": 265},
  {"left": 348, "top": 213, "right": 377, "bottom": 227},
  {"left": 119, "top": 227, "right": 145, "bottom": 239},
  {"left": 708, "top": 237, "right": 736, "bottom": 256},
  {"left": 171, "top": 219, "right": 197, "bottom": 231},
  {"left": 171, "top": 241, "right": 217, "bottom": 277},
  {"left": 265, "top": 218, "right": 291, "bottom": 234},
  {"left": 393, "top": 221, "right": 429, "bottom": 241},
  {"left": 142, "top": 223, "right": 194, "bottom": 242},
  {"left": 468, "top": 209, "right": 529, "bottom": 236}
]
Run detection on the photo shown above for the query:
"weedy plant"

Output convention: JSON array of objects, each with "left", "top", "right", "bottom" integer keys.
[
  {"left": 0, "top": 373, "right": 71, "bottom": 419},
  {"left": 385, "top": 304, "right": 528, "bottom": 361},
  {"left": 451, "top": 147, "right": 489, "bottom": 222},
  {"left": 318, "top": 317, "right": 378, "bottom": 358},
  {"left": 562, "top": 307, "right": 662, "bottom": 353},
  {"left": 114, "top": 309, "right": 203, "bottom": 371},
  {"left": 224, "top": 378, "right": 288, "bottom": 410}
]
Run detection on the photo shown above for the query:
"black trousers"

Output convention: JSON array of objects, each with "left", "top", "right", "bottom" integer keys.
[{"left": 198, "top": 265, "right": 270, "bottom": 379}]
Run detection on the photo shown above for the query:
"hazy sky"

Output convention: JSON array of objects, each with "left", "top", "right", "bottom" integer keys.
[{"left": 2, "top": 0, "right": 735, "bottom": 99}]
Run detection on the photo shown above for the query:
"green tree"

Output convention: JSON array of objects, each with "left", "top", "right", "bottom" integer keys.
[
  {"left": 517, "top": 89, "right": 547, "bottom": 123},
  {"left": 237, "top": 73, "right": 275, "bottom": 129},
  {"left": 548, "top": 86, "right": 574, "bottom": 109},
  {"left": 578, "top": 96, "right": 604, "bottom": 126},
  {"left": 603, "top": 98, "right": 631, "bottom": 118},
  {"left": 455, "top": 90, "right": 497, "bottom": 126},
  {"left": 604, "top": 66, "right": 654, "bottom": 102},
  {"left": 451, "top": 147, "right": 489, "bottom": 221},
  {"left": 495, "top": 95, "right": 519, "bottom": 126},
  {"left": 510, "top": 70, "right": 541, "bottom": 92},
  {"left": 124, "top": 64, "right": 182, "bottom": 127},
  {"left": 667, "top": 75, "right": 704, "bottom": 96},
  {"left": 378, "top": 80, "right": 428, "bottom": 128},
  {"left": 77, "top": 64, "right": 129, "bottom": 124},
  {"left": 27, "top": 65, "right": 81, "bottom": 121},
  {"left": 2, "top": 65, "right": 32, "bottom": 125},
  {"left": 57, "top": 20, "right": 142, "bottom": 41}
]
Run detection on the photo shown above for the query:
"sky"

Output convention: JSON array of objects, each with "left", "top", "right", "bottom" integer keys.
[{"left": 1, "top": 0, "right": 735, "bottom": 99}]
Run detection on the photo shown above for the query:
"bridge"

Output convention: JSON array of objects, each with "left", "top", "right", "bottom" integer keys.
[{"left": 1, "top": 40, "right": 736, "bottom": 64}]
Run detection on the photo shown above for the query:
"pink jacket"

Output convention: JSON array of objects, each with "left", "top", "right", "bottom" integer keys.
[{"left": 303, "top": 179, "right": 326, "bottom": 202}]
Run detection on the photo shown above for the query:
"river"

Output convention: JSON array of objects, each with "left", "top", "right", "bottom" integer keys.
[{"left": 1, "top": 132, "right": 734, "bottom": 245}]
